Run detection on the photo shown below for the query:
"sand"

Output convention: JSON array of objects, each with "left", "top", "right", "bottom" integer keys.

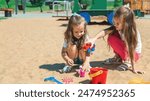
[{"left": 0, "top": 15, "right": 150, "bottom": 84}]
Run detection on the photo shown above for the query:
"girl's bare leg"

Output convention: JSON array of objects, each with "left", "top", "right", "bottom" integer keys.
[
  {"left": 61, "top": 45, "right": 78, "bottom": 73},
  {"left": 78, "top": 49, "right": 86, "bottom": 61},
  {"left": 67, "top": 45, "right": 78, "bottom": 63}
]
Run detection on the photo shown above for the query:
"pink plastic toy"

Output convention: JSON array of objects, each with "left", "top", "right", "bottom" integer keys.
[
  {"left": 76, "top": 65, "right": 86, "bottom": 77},
  {"left": 62, "top": 77, "right": 73, "bottom": 84}
]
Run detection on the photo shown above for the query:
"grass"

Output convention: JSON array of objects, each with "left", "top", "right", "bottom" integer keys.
[
  {"left": 0, "top": 17, "right": 7, "bottom": 20},
  {"left": 0, "top": 0, "right": 50, "bottom": 12},
  {"left": 25, "top": 2, "right": 50, "bottom": 12}
]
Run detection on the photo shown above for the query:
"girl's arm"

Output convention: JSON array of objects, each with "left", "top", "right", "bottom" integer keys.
[
  {"left": 61, "top": 47, "right": 74, "bottom": 66},
  {"left": 82, "top": 56, "right": 90, "bottom": 71},
  {"left": 61, "top": 39, "right": 72, "bottom": 64},
  {"left": 129, "top": 68, "right": 144, "bottom": 74},
  {"left": 90, "top": 26, "right": 114, "bottom": 44},
  {"left": 93, "top": 30, "right": 106, "bottom": 41},
  {"left": 61, "top": 47, "right": 69, "bottom": 61}
]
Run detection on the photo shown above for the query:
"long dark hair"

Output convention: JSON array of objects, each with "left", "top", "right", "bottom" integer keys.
[{"left": 114, "top": 6, "right": 138, "bottom": 69}]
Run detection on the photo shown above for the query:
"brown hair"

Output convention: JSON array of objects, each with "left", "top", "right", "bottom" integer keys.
[{"left": 64, "top": 14, "right": 88, "bottom": 49}]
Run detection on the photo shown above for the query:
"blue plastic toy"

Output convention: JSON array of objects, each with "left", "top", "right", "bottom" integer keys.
[{"left": 44, "top": 76, "right": 63, "bottom": 84}]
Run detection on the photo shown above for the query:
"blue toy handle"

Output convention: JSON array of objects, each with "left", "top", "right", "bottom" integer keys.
[
  {"left": 87, "top": 48, "right": 91, "bottom": 54},
  {"left": 44, "top": 76, "right": 63, "bottom": 84},
  {"left": 86, "top": 44, "right": 95, "bottom": 54},
  {"left": 91, "top": 44, "right": 95, "bottom": 51}
]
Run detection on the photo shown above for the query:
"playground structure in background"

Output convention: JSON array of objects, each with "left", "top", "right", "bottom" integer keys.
[
  {"left": 15, "top": 0, "right": 26, "bottom": 14},
  {"left": 72, "top": 0, "right": 123, "bottom": 24},
  {"left": 72, "top": 0, "right": 149, "bottom": 24},
  {"left": 1, "top": 0, "right": 150, "bottom": 18},
  {"left": 52, "top": 0, "right": 123, "bottom": 22},
  {"left": 52, "top": 0, "right": 72, "bottom": 18},
  {"left": 124, "top": 0, "right": 150, "bottom": 14}
]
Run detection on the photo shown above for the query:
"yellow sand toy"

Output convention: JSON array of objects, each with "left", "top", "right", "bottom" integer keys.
[{"left": 128, "top": 78, "right": 150, "bottom": 84}]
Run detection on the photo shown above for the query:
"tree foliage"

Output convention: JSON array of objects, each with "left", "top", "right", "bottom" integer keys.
[{"left": 30, "top": 0, "right": 45, "bottom": 12}]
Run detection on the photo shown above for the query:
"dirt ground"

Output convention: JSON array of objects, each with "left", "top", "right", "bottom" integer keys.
[{"left": 0, "top": 15, "right": 150, "bottom": 84}]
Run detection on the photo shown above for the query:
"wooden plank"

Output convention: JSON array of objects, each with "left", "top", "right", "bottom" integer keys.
[
  {"left": 130, "top": 0, "right": 142, "bottom": 10},
  {"left": 0, "top": 8, "right": 13, "bottom": 11}
]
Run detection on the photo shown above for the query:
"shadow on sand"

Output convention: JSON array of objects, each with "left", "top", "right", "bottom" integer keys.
[
  {"left": 39, "top": 61, "right": 120, "bottom": 73},
  {"left": 90, "top": 60, "right": 120, "bottom": 70},
  {"left": 39, "top": 61, "right": 121, "bottom": 84},
  {"left": 39, "top": 63, "right": 65, "bottom": 72},
  {"left": 59, "top": 20, "right": 111, "bottom": 27},
  {"left": 57, "top": 18, "right": 69, "bottom": 21},
  {"left": 88, "top": 21, "right": 111, "bottom": 26},
  {"left": 39, "top": 63, "right": 79, "bottom": 73}
]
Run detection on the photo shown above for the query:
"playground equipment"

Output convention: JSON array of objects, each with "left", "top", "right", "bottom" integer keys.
[
  {"left": 124, "top": 0, "right": 150, "bottom": 15},
  {"left": 72, "top": 0, "right": 144, "bottom": 24},
  {"left": 142, "top": 0, "right": 150, "bottom": 14},
  {"left": 0, "top": 8, "right": 13, "bottom": 17},
  {"left": 52, "top": 0, "right": 72, "bottom": 18},
  {"left": 0, "top": 0, "right": 14, "bottom": 17},
  {"left": 72, "top": 0, "right": 123, "bottom": 24},
  {"left": 15, "top": 0, "right": 46, "bottom": 14},
  {"left": 15, "top": 0, "right": 26, "bottom": 14},
  {"left": 1, "top": 0, "right": 46, "bottom": 15}
]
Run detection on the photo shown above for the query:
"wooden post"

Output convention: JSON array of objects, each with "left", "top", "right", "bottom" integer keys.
[
  {"left": 142, "top": 0, "right": 150, "bottom": 14},
  {"left": 22, "top": 0, "right": 26, "bottom": 14},
  {"left": 15, "top": 0, "right": 18, "bottom": 14}
]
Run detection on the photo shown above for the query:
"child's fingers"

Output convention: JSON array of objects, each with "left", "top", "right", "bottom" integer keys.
[
  {"left": 68, "top": 60, "right": 74, "bottom": 66},
  {"left": 136, "top": 71, "right": 144, "bottom": 74},
  {"left": 82, "top": 67, "right": 86, "bottom": 71},
  {"left": 85, "top": 39, "right": 95, "bottom": 48},
  {"left": 132, "top": 70, "right": 144, "bottom": 74}
]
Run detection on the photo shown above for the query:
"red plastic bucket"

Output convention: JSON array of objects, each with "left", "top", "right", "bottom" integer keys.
[{"left": 89, "top": 67, "right": 108, "bottom": 84}]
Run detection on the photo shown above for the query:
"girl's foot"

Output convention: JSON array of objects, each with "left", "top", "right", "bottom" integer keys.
[
  {"left": 117, "top": 61, "right": 131, "bottom": 71},
  {"left": 104, "top": 55, "right": 122, "bottom": 64},
  {"left": 60, "top": 65, "right": 71, "bottom": 73}
]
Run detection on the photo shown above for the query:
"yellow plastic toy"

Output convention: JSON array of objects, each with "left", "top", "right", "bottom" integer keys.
[{"left": 128, "top": 78, "right": 150, "bottom": 84}]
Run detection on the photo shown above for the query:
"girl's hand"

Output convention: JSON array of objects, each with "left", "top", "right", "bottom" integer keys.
[
  {"left": 66, "top": 58, "right": 74, "bottom": 66},
  {"left": 132, "top": 69, "right": 144, "bottom": 74},
  {"left": 128, "top": 67, "right": 144, "bottom": 74},
  {"left": 82, "top": 63, "right": 90, "bottom": 72},
  {"left": 86, "top": 38, "right": 96, "bottom": 48},
  {"left": 81, "top": 56, "right": 90, "bottom": 72}
]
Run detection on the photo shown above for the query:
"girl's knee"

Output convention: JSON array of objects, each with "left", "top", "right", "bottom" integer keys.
[
  {"left": 67, "top": 45, "right": 78, "bottom": 59},
  {"left": 68, "top": 45, "right": 77, "bottom": 52},
  {"left": 79, "top": 49, "right": 86, "bottom": 60}
]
